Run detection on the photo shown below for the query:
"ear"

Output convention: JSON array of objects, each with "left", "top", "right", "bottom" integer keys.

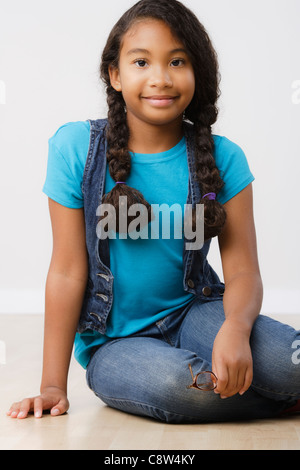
[{"left": 108, "top": 65, "right": 122, "bottom": 92}]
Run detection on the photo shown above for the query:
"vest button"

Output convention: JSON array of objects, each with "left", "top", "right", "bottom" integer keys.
[
  {"left": 97, "top": 273, "right": 110, "bottom": 282},
  {"left": 202, "top": 286, "right": 212, "bottom": 296},
  {"left": 187, "top": 279, "right": 195, "bottom": 288},
  {"left": 96, "top": 293, "right": 109, "bottom": 302}
]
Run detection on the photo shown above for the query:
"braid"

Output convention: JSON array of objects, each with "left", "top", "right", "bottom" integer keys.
[
  {"left": 100, "top": 86, "right": 153, "bottom": 233},
  {"left": 191, "top": 107, "right": 226, "bottom": 241},
  {"left": 105, "top": 87, "right": 131, "bottom": 184}
]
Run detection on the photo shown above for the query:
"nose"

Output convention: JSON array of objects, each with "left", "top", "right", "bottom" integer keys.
[{"left": 149, "top": 65, "right": 173, "bottom": 88}]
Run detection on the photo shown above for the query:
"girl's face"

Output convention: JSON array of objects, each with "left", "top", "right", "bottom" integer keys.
[{"left": 109, "top": 19, "right": 195, "bottom": 129}]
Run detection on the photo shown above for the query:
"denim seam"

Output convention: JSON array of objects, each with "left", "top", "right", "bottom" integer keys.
[
  {"left": 93, "top": 392, "right": 201, "bottom": 422},
  {"left": 155, "top": 320, "right": 174, "bottom": 347},
  {"left": 81, "top": 121, "right": 94, "bottom": 195},
  {"left": 252, "top": 382, "right": 300, "bottom": 398}
]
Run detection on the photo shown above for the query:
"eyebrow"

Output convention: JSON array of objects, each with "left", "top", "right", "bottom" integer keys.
[{"left": 126, "top": 48, "right": 188, "bottom": 56}]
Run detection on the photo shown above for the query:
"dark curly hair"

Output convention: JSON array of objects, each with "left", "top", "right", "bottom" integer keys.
[{"left": 100, "top": 0, "right": 226, "bottom": 241}]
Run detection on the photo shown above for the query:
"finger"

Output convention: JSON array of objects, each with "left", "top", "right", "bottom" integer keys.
[
  {"left": 212, "top": 358, "right": 222, "bottom": 394},
  {"left": 34, "top": 397, "right": 44, "bottom": 418},
  {"left": 239, "top": 366, "right": 253, "bottom": 395},
  {"left": 212, "top": 359, "right": 219, "bottom": 393},
  {"left": 17, "top": 398, "right": 33, "bottom": 419},
  {"left": 7, "top": 404, "right": 17, "bottom": 415},
  {"left": 236, "top": 369, "right": 246, "bottom": 395},
  {"left": 213, "top": 363, "right": 229, "bottom": 397},
  {"left": 219, "top": 366, "right": 239, "bottom": 398},
  {"left": 7, "top": 402, "right": 21, "bottom": 418},
  {"left": 222, "top": 371, "right": 238, "bottom": 398},
  {"left": 227, "top": 367, "right": 247, "bottom": 398},
  {"left": 225, "top": 363, "right": 250, "bottom": 398},
  {"left": 50, "top": 397, "right": 69, "bottom": 417}
]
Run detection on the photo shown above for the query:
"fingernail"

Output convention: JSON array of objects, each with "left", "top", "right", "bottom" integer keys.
[
  {"left": 17, "top": 412, "right": 24, "bottom": 418},
  {"left": 35, "top": 411, "right": 41, "bottom": 418},
  {"left": 220, "top": 395, "right": 228, "bottom": 399},
  {"left": 239, "top": 391, "right": 245, "bottom": 396},
  {"left": 51, "top": 408, "right": 59, "bottom": 415}
]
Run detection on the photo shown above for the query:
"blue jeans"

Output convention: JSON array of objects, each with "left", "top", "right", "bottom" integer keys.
[{"left": 86, "top": 297, "right": 300, "bottom": 423}]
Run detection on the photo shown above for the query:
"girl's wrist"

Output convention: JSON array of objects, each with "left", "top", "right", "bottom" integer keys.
[
  {"left": 40, "top": 379, "right": 68, "bottom": 394},
  {"left": 223, "top": 316, "right": 254, "bottom": 337}
]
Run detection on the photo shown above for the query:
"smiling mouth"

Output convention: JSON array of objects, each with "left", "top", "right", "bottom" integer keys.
[{"left": 142, "top": 96, "right": 179, "bottom": 107}]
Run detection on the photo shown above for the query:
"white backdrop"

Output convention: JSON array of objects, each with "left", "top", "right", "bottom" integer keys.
[{"left": 0, "top": 0, "right": 299, "bottom": 315}]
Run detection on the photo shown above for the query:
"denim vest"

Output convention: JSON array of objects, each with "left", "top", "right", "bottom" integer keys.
[{"left": 77, "top": 118, "right": 225, "bottom": 334}]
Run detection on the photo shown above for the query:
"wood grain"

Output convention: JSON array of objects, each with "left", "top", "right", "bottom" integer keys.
[{"left": 1, "top": 313, "right": 299, "bottom": 450}]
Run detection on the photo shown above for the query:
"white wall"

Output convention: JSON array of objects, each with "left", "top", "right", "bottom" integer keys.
[{"left": 0, "top": 0, "right": 299, "bottom": 315}]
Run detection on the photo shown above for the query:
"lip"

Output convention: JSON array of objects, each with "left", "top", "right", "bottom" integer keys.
[
  {"left": 144, "top": 95, "right": 178, "bottom": 99},
  {"left": 142, "top": 95, "right": 178, "bottom": 107}
]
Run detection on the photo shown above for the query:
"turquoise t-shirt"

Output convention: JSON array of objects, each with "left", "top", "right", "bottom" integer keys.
[{"left": 42, "top": 120, "right": 254, "bottom": 368}]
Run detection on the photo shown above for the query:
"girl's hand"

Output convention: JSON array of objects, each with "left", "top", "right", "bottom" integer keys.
[
  {"left": 212, "top": 319, "right": 253, "bottom": 398},
  {"left": 6, "top": 386, "right": 69, "bottom": 419}
]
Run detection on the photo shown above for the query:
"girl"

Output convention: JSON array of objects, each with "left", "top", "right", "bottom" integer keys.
[{"left": 8, "top": 0, "right": 300, "bottom": 423}]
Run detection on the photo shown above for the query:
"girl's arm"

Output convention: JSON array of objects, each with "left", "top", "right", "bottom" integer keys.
[
  {"left": 212, "top": 183, "right": 263, "bottom": 398},
  {"left": 7, "top": 199, "right": 88, "bottom": 418}
]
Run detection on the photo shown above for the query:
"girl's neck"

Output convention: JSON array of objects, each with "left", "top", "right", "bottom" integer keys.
[{"left": 127, "top": 114, "right": 184, "bottom": 154}]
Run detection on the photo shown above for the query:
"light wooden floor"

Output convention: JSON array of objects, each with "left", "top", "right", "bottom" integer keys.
[{"left": 0, "top": 313, "right": 299, "bottom": 450}]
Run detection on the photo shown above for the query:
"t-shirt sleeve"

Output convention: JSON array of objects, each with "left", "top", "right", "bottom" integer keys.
[
  {"left": 42, "top": 121, "right": 90, "bottom": 209},
  {"left": 213, "top": 135, "right": 255, "bottom": 205}
]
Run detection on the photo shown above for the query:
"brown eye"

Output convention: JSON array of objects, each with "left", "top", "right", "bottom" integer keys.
[
  {"left": 170, "top": 59, "right": 185, "bottom": 67},
  {"left": 134, "top": 59, "right": 147, "bottom": 68}
]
